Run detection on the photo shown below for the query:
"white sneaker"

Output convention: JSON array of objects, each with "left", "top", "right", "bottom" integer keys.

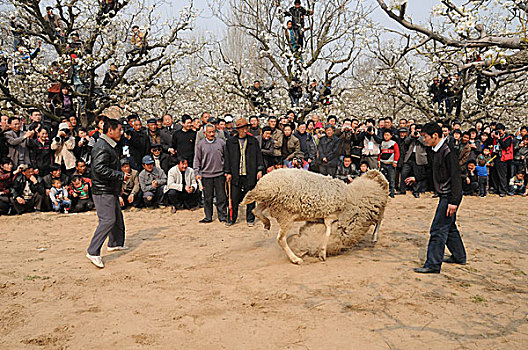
[
  {"left": 86, "top": 253, "right": 104, "bottom": 268},
  {"left": 107, "top": 246, "right": 129, "bottom": 252}
]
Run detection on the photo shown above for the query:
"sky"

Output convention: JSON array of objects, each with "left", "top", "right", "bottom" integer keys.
[{"left": 172, "top": 0, "right": 436, "bottom": 36}]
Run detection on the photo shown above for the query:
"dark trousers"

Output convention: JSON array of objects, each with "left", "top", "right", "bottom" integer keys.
[
  {"left": 73, "top": 198, "right": 94, "bottom": 212},
  {"left": 380, "top": 163, "right": 396, "bottom": 195},
  {"left": 478, "top": 176, "right": 488, "bottom": 196},
  {"left": 166, "top": 189, "right": 199, "bottom": 209},
  {"left": 424, "top": 197, "right": 466, "bottom": 271},
  {"left": 203, "top": 176, "right": 227, "bottom": 221},
  {"left": 318, "top": 163, "right": 336, "bottom": 177},
  {"left": 230, "top": 175, "right": 255, "bottom": 224},
  {"left": 495, "top": 161, "right": 509, "bottom": 195},
  {"left": 0, "top": 194, "right": 11, "bottom": 214},
  {"left": 401, "top": 156, "right": 426, "bottom": 195},
  {"left": 120, "top": 191, "right": 143, "bottom": 209},
  {"left": 11, "top": 193, "right": 43, "bottom": 215},
  {"left": 462, "top": 181, "right": 479, "bottom": 195},
  {"left": 143, "top": 187, "right": 164, "bottom": 207},
  {"left": 87, "top": 194, "right": 125, "bottom": 256}
]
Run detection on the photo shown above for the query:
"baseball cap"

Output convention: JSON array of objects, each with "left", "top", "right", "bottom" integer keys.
[
  {"left": 224, "top": 115, "right": 234, "bottom": 123},
  {"left": 147, "top": 118, "right": 157, "bottom": 124},
  {"left": 142, "top": 155, "right": 154, "bottom": 164}
]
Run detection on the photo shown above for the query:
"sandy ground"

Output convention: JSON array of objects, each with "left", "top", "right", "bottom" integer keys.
[{"left": 1, "top": 193, "right": 527, "bottom": 349}]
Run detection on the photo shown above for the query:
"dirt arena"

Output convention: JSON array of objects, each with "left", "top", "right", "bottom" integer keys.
[{"left": 1, "top": 194, "right": 527, "bottom": 349}]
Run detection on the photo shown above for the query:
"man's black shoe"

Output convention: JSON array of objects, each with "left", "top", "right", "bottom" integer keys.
[
  {"left": 443, "top": 256, "right": 466, "bottom": 265},
  {"left": 499, "top": 193, "right": 506, "bottom": 197},
  {"left": 432, "top": 193, "right": 439, "bottom": 198},
  {"left": 389, "top": 193, "right": 395, "bottom": 198},
  {"left": 199, "top": 218, "right": 212, "bottom": 223},
  {"left": 413, "top": 193, "right": 420, "bottom": 198},
  {"left": 414, "top": 267, "right": 440, "bottom": 274}
]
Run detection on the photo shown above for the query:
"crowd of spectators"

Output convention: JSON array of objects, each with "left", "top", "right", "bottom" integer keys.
[{"left": 0, "top": 108, "right": 526, "bottom": 222}]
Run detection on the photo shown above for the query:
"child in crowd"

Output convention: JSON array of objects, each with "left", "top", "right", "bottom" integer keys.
[
  {"left": 475, "top": 157, "right": 488, "bottom": 197},
  {"left": 49, "top": 178, "right": 71, "bottom": 213},
  {"left": 69, "top": 175, "right": 94, "bottom": 212},
  {"left": 358, "top": 161, "right": 369, "bottom": 177},
  {"left": 509, "top": 171, "right": 526, "bottom": 195},
  {"left": 378, "top": 130, "right": 399, "bottom": 197}
]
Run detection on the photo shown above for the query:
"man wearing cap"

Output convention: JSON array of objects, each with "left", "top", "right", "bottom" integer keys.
[
  {"left": 224, "top": 114, "right": 236, "bottom": 138},
  {"left": 138, "top": 155, "right": 167, "bottom": 208},
  {"left": 150, "top": 143, "right": 171, "bottom": 174},
  {"left": 87, "top": 119, "right": 130, "bottom": 268},
  {"left": 146, "top": 117, "right": 161, "bottom": 147},
  {"left": 224, "top": 117, "right": 264, "bottom": 227}
]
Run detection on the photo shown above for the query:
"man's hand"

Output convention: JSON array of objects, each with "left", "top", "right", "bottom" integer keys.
[
  {"left": 225, "top": 174, "right": 232, "bottom": 183},
  {"left": 24, "top": 130, "right": 35, "bottom": 139},
  {"left": 347, "top": 175, "right": 353, "bottom": 182},
  {"left": 29, "top": 175, "right": 37, "bottom": 184},
  {"left": 393, "top": 162, "right": 398, "bottom": 168},
  {"left": 196, "top": 174, "right": 202, "bottom": 181},
  {"left": 185, "top": 185, "right": 194, "bottom": 194},
  {"left": 466, "top": 177, "right": 470, "bottom": 185},
  {"left": 168, "top": 148, "right": 176, "bottom": 156},
  {"left": 123, "top": 172, "right": 131, "bottom": 182},
  {"left": 16, "top": 197, "right": 25, "bottom": 205},
  {"left": 405, "top": 177, "right": 416, "bottom": 185},
  {"left": 447, "top": 204, "right": 458, "bottom": 217},
  {"left": 128, "top": 194, "right": 134, "bottom": 203},
  {"left": 119, "top": 196, "right": 125, "bottom": 207},
  {"left": 152, "top": 180, "right": 158, "bottom": 188},
  {"left": 322, "top": 157, "right": 328, "bottom": 163},
  {"left": 73, "top": 192, "right": 78, "bottom": 197},
  {"left": 257, "top": 171, "right": 263, "bottom": 180},
  {"left": 45, "top": 189, "right": 51, "bottom": 196}
]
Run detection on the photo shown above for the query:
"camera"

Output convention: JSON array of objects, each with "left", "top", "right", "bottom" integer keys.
[
  {"left": 413, "top": 131, "right": 420, "bottom": 137},
  {"left": 367, "top": 126, "right": 373, "bottom": 133}
]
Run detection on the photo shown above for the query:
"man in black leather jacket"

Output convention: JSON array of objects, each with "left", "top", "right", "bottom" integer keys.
[
  {"left": 405, "top": 122, "right": 465, "bottom": 274},
  {"left": 86, "top": 119, "right": 130, "bottom": 268}
]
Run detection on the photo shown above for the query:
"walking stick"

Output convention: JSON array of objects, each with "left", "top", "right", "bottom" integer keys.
[{"left": 226, "top": 180, "right": 233, "bottom": 223}]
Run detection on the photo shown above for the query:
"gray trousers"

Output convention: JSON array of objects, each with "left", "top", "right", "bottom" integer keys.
[{"left": 87, "top": 194, "right": 125, "bottom": 256}]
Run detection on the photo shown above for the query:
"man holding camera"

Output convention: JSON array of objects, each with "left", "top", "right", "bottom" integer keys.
[
  {"left": 401, "top": 125, "right": 428, "bottom": 198},
  {"left": 358, "top": 119, "right": 382, "bottom": 170},
  {"left": 51, "top": 122, "right": 76, "bottom": 175},
  {"left": 87, "top": 119, "right": 130, "bottom": 269}
]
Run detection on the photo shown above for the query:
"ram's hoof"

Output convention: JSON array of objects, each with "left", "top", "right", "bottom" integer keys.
[
  {"left": 290, "top": 257, "right": 303, "bottom": 265},
  {"left": 318, "top": 249, "right": 327, "bottom": 261}
]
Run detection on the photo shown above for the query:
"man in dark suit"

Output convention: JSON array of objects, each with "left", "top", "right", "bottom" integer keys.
[{"left": 224, "top": 117, "right": 265, "bottom": 227}]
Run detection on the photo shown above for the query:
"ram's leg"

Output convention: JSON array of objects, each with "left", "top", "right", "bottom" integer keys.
[
  {"left": 372, "top": 212, "right": 384, "bottom": 243},
  {"left": 276, "top": 220, "right": 303, "bottom": 264},
  {"left": 318, "top": 216, "right": 336, "bottom": 261},
  {"left": 254, "top": 203, "right": 271, "bottom": 230}
]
